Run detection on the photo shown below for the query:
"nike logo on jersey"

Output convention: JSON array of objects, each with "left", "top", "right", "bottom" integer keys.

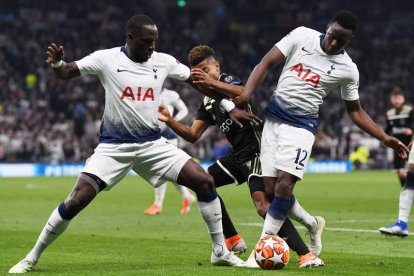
[
  {"left": 117, "top": 68, "right": 130, "bottom": 73},
  {"left": 301, "top": 47, "right": 311, "bottom": 53}
]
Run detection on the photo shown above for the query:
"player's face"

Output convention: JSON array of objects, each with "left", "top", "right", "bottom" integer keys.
[
  {"left": 192, "top": 57, "right": 220, "bottom": 79},
  {"left": 127, "top": 25, "right": 158, "bottom": 63},
  {"left": 322, "top": 22, "right": 353, "bottom": 55},
  {"left": 391, "top": 95, "right": 405, "bottom": 109}
]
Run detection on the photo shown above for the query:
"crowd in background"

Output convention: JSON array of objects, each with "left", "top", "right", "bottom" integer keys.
[{"left": 0, "top": 0, "right": 413, "bottom": 167}]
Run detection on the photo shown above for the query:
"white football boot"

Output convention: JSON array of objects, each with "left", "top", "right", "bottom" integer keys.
[
  {"left": 9, "top": 258, "right": 37, "bottom": 274},
  {"left": 306, "top": 216, "right": 325, "bottom": 256},
  {"left": 211, "top": 251, "right": 245, "bottom": 267}
]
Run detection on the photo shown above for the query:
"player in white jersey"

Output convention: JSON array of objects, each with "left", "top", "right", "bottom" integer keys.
[
  {"left": 234, "top": 11, "right": 409, "bottom": 244},
  {"left": 143, "top": 87, "right": 196, "bottom": 216},
  {"left": 9, "top": 14, "right": 244, "bottom": 274}
]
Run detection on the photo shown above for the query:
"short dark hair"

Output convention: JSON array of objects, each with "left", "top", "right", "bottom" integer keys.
[
  {"left": 331, "top": 10, "right": 358, "bottom": 34},
  {"left": 126, "top": 14, "right": 155, "bottom": 34},
  {"left": 391, "top": 86, "right": 405, "bottom": 97},
  {"left": 188, "top": 45, "right": 219, "bottom": 67}
]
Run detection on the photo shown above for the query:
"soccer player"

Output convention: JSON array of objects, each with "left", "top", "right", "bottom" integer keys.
[
  {"left": 162, "top": 44, "right": 324, "bottom": 268},
  {"left": 143, "top": 86, "right": 196, "bottom": 216},
  {"left": 384, "top": 87, "right": 413, "bottom": 187},
  {"left": 233, "top": 10, "right": 410, "bottom": 246},
  {"left": 379, "top": 141, "right": 413, "bottom": 237},
  {"left": 8, "top": 14, "right": 245, "bottom": 274}
]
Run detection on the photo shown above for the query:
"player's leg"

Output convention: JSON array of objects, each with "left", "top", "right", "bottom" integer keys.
[
  {"left": 246, "top": 176, "right": 324, "bottom": 268},
  {"left": 176, "top": 159, "right": 244, "bottom": 266},
  {"left": 259, "top": 119, "right": 314, "bottom": 238},
  {"left": 172, "top": 183, "right": 196, "bottom": 215},
  {"left": 144, "top": 183, "right": 166, "bottom": 215},
  {"left": 394, "top": 153, "right": 407, "bottom": 187},
  {"left": 289, "top": 197, "right": 325, "bottom": 256},
  {"left": 379, "top": 159, "right": 414, "bottom": 237},
  {"left": 207, "top": 158, "right": 247, "bottom": 254},
  {"left": 9, "top": 174, "right": 104, "bottom": 273}
]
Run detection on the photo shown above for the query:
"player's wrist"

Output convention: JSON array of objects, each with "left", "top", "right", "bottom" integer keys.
[
  {"left": 220, "top": 99, "right": 236, "bottom": 112},
  {"left": 51, "top": 60, "right": 64, "bottom": 68}
]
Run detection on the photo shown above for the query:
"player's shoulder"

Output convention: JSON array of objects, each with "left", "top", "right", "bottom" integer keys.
[
  {"left": 386, "top": 108, "right": 396, "bottom": 116},
  {"left": 402, "top": 105, "right": 413, "bottom": 113},
  {"left": 152, "top": 51, "right": 185, "bottom": 65},
  {"left": 290, "top": 26, "right": 321, "bottom": 38}
]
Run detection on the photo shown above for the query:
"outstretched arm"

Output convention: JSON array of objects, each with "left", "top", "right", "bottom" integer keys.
[
  {"left": 190, "top": 68, "right": 243, "bottom": 98},
  {"left": 345, "top": 99, "right": 409, "bottom": 158},
  {"left": 46, "top": 43, "right": 80, "bottom": 80},
  {"left": 158, "top": 105, "right": 209, "bottom": 143},
  {"left": 235, "top": 46, "right": 285, "bottom": 107}
]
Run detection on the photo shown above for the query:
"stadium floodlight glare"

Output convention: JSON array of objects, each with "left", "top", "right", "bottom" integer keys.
[{"left": 177, "top": 0, "right": 186, "bottom": 7}]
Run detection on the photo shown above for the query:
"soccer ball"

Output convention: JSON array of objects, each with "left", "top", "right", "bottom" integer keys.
[{"left": 254, "top": 235, "right": 290, "bottom": 270}]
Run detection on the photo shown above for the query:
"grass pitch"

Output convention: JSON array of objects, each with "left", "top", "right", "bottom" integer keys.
[{"left": 1, "top": 171, "right": 414, "bottom": 275}]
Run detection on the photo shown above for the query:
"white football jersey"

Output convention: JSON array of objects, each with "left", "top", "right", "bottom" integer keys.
[
  {"left": 159, "top": 88, "right": 188, "bottom": 135},
  {"left": 76, "top": 46, "right": 190, "bottom": 143},
  {"left": 266, "top": 26, "right": 359, "bottom": 133}
]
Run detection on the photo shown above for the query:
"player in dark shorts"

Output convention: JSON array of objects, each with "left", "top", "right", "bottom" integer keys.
[
  {"left": 158, "top": 45, "right": 325, "bottom": 268},
  {"left": 385, "top": 87, "right": 414, "bottom": 187}
]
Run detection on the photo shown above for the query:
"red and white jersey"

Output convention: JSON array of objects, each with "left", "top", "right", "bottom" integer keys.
[
  {"left": 266, "top": 26, "right": 359, "bottom": 133},
  {"left": 76, "top": 46, "right": 190, "bottom": 143}
]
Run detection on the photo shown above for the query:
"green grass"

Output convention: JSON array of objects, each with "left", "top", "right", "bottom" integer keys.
[{"left": 1, "top": 171, "right": 414, "bottom": 275}]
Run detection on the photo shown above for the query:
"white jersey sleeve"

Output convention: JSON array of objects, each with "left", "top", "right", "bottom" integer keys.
[
  {"left": 340, "top": 64, "right": 360, "bottom": 101},
  {"left": 275, "top": 26, "right": 308, "bottom": 57},
  {"left": 75, "top": 50, "right": 107, "bottom": 76},
  {"left": 160, "top": 53, "right": 190, "bottom": 81}
]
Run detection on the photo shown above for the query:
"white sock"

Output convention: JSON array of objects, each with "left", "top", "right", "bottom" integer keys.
[
  {"left": 260, "top": 213, "right": 285, "bottom": 238},
  {"left": 154, "top": 183, "right": 167, "bottom": 206},
  {"left": 198, "top": 197, "right": 229, "bottom": 257},
  {"left": 173, "top": 183, "right": 191, "bottom": 199},
  {"left": 26, "top": 207, "right": 70, "bottom": 261},
  {"left": 398, "top": 189, "right": 414, "bottom": 222},
  {"left": 289, "top": 199, "right": 317, "bottom": 230}
]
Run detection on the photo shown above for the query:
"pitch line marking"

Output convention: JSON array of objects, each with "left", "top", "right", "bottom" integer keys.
[{"left": 239, "top": 222, "right": 414, "bottom": 236}]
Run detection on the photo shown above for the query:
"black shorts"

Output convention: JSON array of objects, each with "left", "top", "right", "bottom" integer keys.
[
  {"left": 208, "top": 150, "right": 261, "bottom": 186},
  {"left": 394, "top": 153, "right": 407, "bottom": 170}
]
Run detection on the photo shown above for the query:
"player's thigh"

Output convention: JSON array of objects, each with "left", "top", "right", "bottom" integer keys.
[
  {"left": 132, "top": 138, "right": 191, "bottom": 187},
  {"left": 82, "top": 143, "right": 136, "bottom": 190},
  {"left": 208, "top": 152, "right": 249, "bottom": 187},
  {"left": 275, "top": 123, "right": 315, "bottom": 179}
]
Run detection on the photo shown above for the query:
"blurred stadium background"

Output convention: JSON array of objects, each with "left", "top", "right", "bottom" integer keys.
[{"left": 0, "top": 0, "right": 413, "bottom": 174}]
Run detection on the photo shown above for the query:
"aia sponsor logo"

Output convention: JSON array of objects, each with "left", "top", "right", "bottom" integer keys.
[
  {"left": 290, "top": 63, "right": 320, "bottom": 88},
  {"left": 120, "top": 86, "right": 155, "bottom": 101}
]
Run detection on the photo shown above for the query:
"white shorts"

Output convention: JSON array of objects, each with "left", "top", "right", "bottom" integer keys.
[
  {"left": 81, "top": 137, "right": 191, "bottom": 190},
  {"left": 409, "top": 145, "right": 414, "bottom": 165},
  {"left": 260, "top": 118, "right": 315, "bottom": 179}
]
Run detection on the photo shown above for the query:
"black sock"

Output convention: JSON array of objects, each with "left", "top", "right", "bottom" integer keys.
[
  {"left": 219, "top": 195, "right": 238, "bottom": 239},
  {"left": 278, "top": 218, "right": 309, "bottom": 256}
]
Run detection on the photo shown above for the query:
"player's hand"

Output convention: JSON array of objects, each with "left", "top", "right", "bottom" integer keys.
[
  {"left": 46, "top": 43, "right": 64, "bottom": 64},
  {"left": 190, "top": 68, "right": 216, "bottom": 88},
  {"left": 158, "top": 104, "right": 172, "bottom": 123},
  {"left": 229, "top": 107, "right": 262, "bottom": 128},
  {"left": 382, "top": 136, "right": 410, "bottom": 159}
]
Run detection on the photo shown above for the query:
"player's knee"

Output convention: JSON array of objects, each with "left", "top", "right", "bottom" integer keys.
[
  {"left": 193, "top": 172, "right": 215, "bottom": 196},
  {"left": 275, "top": 178, "right": 295, "bottom": 197}
]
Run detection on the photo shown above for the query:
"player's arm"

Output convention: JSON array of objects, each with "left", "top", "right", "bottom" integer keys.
[
  {"left": 172, "top": 98, "right": 189, "bottom": 121},
  {"left": 46, "top": 43, "right": 80, "bottom": 80},
  {"left": 190, "top": 68, "right": 243, "bottom": 98},
  {"left": 158, "top": 105, "right": 209, "bottom": 143},
  {"left": 235, "top": 46, "right": 285, "bottom": 107},
  {"left": 345, "top": 99, "right": 409, "bottom": 158}
]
